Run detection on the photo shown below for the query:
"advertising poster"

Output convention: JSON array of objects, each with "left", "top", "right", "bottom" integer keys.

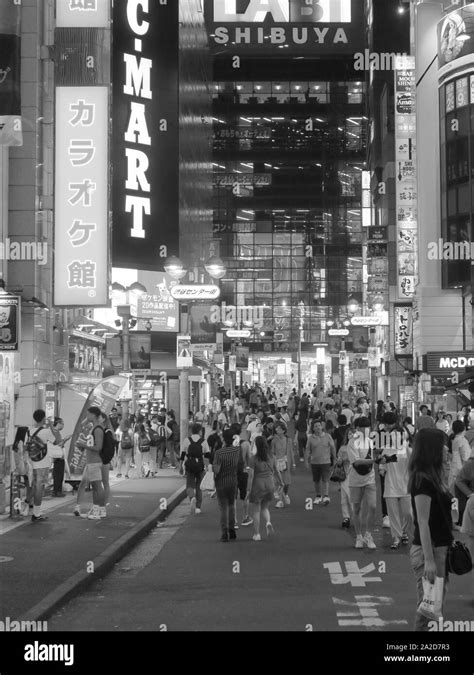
[
  {"left": 190, "top": 304, "right": 218, "bottom": 344},
  {"left": 67, "top": 375, "right": 128, "bottom": 477},
  {"left": 0, "top": 295, "right": 19, "bottom": 351},
  {"left": 177, "top": 335, "right": 193, "bottom": 368},
  {"left": 0, "top": 1, "right": 22, "bottom": 146},
  {"left": 130, "top": 333, "right": 151, "bottom": 370},
  {"left": 235, "top": 346, "right": 250, "bottom": 370}
]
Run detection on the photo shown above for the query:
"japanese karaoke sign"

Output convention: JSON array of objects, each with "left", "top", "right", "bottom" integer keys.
[
  {"left": 54, "top": 86, "right": 109, "bottom": 306},
  {"left": 394, "top": 304, "right": 413, "bottom": 357},
  {"left": 394, "top": 56, "right": 418, "bottom": 300}
]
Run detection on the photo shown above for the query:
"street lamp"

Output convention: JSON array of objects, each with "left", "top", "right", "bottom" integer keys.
[
  {"left": 347, "top": 295, "right": 360, "bottom": 315},
  {"left": 164, "top": 256, "right": 187, "bottom": 280},
  {"left": 204, "top": 256, "right": 226, "bottom": 279}
]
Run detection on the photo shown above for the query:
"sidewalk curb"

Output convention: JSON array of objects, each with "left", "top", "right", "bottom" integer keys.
[{"left": 19, "top": 485, "right": 187, "bottom": 622}]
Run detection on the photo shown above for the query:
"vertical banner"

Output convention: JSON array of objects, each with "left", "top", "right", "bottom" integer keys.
[
  {"left": 54, "top": 86, "right": 109, "bottom": 305},
  {"left": 112, "top": 0, "right": 179, "bottom": 270},
  {"left": 394, "top": 304, "right": 413, "bottom": 357},
  {"left": 67, "top": 375, "right": 128, "bottom": 477},
  {"left": 0, "top": 1, "right": 22, "bottom": 145},
  {"left": 129, "top": 333, "right": 151, "bottom": 370},
  {"left": 394, "top": 56, "right": 418, "bottom": 299},
  {"left": 0, "top": 295, "right": 19, "bottom": 351},
  {"left": 177, "top": 335, "right": 192, "bottom": 368}
]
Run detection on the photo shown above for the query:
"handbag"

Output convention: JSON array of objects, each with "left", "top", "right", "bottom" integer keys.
[
  {"left": 417, "top": 576, "right": 444, "bottom": 620},
  {"left": 200, "top": 468, "right": 215, "bottom": 492},
  {"left": 330, "top": 463, "right": 347, "bottom": 483},
  {"left": 352, "top": 447, "right": 373, "bottom": 476},
  {"left": 437, "top": 492, "right": 473, "bottom": 576}
]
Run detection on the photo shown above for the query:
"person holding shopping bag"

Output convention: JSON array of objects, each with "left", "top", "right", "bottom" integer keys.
[
  {"left": 408, "top": 428, "right": 454, "bottom": 631},
  {"left": 271, "top": 422, "right": 294, "bottom": 508}
]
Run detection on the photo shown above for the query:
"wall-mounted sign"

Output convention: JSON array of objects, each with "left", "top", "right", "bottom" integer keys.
[
  {"left": 339, "top": 350, "right": 348, "bottom": 365},
  {"left": 54, "top": 86, "right": 109, "bottom": 306},
  {"left": 112, "top": 0, "right": 179, "bottom": 269},
  {"left": 171, "top": 285, "right": 221, "bottom": 301},
  {"left": 213, "top": 174, "right": 272, "bottom": 186},
  {"left": 394, "top": 55, "right": 418, "bottom": 300},
  {"left": 368, "top": 347, "right": 380, "bottom": 369},
  {"left": 177, "top": 335, "right": 192, "bottom": 368},
  {"left": 190, "top": 304, "right": 218, "bottom": 344},
  {"left": 351, "top": 316, "right": 381, "bottom": 327},
  {"left": 56, "top": 0, "right": 110, "bottom": 27},
  {"left": 229, "top": 355, "right": 236, "bottom": 372},
  {"left": 425, "top": 351, "right": 474, "bottom": 375},
  {"left": 226, "top": 329, "right": 251, "bottom": 339},
  {"left": 204, "top": 0, "right": 364, "bottom": 55},
  {"left": 0, "top": 295, "right": 19, "bottom": 351},
  {"left": 235, "top": 345, "right": 249, "bottom": 370},
  {"left": 394, "top": 304, "right": 413, "bottom": 357},
  {"left": 328, "top": 328, "right": 349, "bottom": 337},
  {"left": 0, "top": 2, "right": 22, "bottom": 146}
]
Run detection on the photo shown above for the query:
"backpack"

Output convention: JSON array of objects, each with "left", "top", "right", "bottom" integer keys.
[
  {"left": 157, "top": 425, "right": 168, "bottom": 441},
  {"left": 25, "top": 428, "right": 48, "bottom": 463},
  {"left": 185, "top": 437, "right": 204, "bottom": 474},
  {"left": 121, "top": 430, "right": 132, "bottom": 450},
  {"left": 100, "top": 428, "right": 116, "bottom": 465},
  {"left": 139, "top": 431, "right": 151, "bottom": 452}
]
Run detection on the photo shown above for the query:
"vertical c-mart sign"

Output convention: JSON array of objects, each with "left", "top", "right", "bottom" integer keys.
[
  {"left": 112, "top": 0, "right": 179, "bottom": 271},
  {"left": 205, "top": 0, "right": 364, "bottom": 53}
]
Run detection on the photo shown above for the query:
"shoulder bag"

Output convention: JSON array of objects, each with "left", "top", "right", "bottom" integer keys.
[{"left": 437, "top": 492, "right": 473, "bottom": 575}]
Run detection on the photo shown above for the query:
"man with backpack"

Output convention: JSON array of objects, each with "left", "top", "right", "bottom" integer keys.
[
  {"left": 99, "top": 412, "right": 116, "bottom": 503},
  {"left": 166, "top": 411, "right": 180, "bottom": 469},
  {"left": 26, "top": 409, "right": 57, "bottom": 521},
  {"left": 179, "top": 423, "right": 210, "bottom": 514},
  {"left": 151, "top": 415, "right": 171, "bottom": 470},
  {"left": 76, "top": 407, "right": 106, "bottom": 520}
]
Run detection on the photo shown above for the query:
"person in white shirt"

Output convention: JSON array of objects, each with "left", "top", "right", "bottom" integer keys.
[
  {"left": 26, "top": 409, "right": 57, "bottom": 521},
  {"left": 378, "top": 412, "right": 412, "bottom": 548},
  {"left": 347, "top": 417, "right": 377, "bottom": 549},
  {"left": 340, "top": 404, "right": 354, "bottom": 425},
  {"left": 449, "top": 420, "right": 471, "bottom": 493}
]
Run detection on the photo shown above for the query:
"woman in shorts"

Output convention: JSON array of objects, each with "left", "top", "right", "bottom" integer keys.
[{"left": 247, "top": 436, "right": 275, "bottom": 541}]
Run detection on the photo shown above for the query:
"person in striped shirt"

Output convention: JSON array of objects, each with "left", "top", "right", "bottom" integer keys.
[{"left": 212, "top": 428, "right": 244, "bottom": 542}]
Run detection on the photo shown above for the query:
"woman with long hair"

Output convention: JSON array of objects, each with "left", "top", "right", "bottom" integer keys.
[
  {"left": 271, "top": 421, "right": 293, "bottom": 508},
  {"left": 408, "top": 428, "right": 454, "bottom": 631},
  {"left": 247, "top": 436, "right": 275, "bottom": 541}
]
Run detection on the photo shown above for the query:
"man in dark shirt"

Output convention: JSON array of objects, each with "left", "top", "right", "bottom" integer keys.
[
  {"left": 334, "top": 414, "right": 349, "bottom": 453},
  {"left": 213, "top": 428, "right": 243, "bottom": 541}
]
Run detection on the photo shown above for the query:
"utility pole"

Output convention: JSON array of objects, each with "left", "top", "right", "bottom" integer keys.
[{"left": 117, "top": 304, "right": 131, "bottom": 420}]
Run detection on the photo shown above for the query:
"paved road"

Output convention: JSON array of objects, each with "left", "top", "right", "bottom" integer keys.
[{"left": 48, "top": 468, "right": 473, "bottom": 632}]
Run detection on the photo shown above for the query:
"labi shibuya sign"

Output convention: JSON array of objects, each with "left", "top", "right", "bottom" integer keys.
[
  {"left": 205, "top": 0, "right": 364, "bottom": 54},
  {"left": 204, "top": 0, "right": 364, "bottom": 54},
  {"left": 112, "top": 0, "right": 179, "bottom": 270}
]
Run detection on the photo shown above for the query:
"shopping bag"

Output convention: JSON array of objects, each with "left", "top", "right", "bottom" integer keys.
[
  {"left": 417, "top": 576, "right": 444, "bottom": 620},
  {"left": 200, "top": 468, "right": 215, "bottom": 492},
  {"left": 330, "top": 463, "right": 346, "bottom": 483}
]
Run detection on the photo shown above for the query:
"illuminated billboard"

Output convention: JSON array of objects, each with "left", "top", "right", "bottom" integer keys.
[{"left": 204, "top": 0, "right": 364, "bottom": 54}]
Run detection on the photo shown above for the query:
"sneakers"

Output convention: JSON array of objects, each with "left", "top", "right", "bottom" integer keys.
[
  {"left": 382, "top": 515, "right": 390, "bottom": 529},
  {"left": 401, "top": 534, "right": 409, "bottom": 545},
  {"left": 266, "top": 522, "right": 274, "bottom": 537},
  {"left": 322, "top": 496, "right": 330, "bottom": 506},
  {"left": 390, "top": 538, "right": 401, "bottom": 549},
  {"left": 99, "top": 507, "right": 107, "bottom": 519},
  {"left": 355, "top": 534, "right": 364, "bottom": 549},
  {"left": 299, "top": 458, "right": 304, "bottom": 462},
  {"left": 234, "top": 523, "right": 239, "bottom": 530},
  {"left": 87, "top": 506, "right": 101, "bottom": 520},
  {"left": 229, "top": 529, "right": 237, "bottom": 540},
  {"left": 190, "top": 497, "right": 196, "bottom": 514},
  {"left": 284, "top": 494, "right": 291, "bottom": 505},
  {"left": 313, "top": 496, "right": 322, "bottom": 505},
  {"left": 241, "top": 516, "right": 253, "bottom": 526},
  {"left": 73, "top": 506, "right": 81, "bottom": 517},
  {"left": 252, "top": 534, "right": 262, "bottom": 541},
  {"left": 195, "top": 508, "right": 202, "bottom": 514},
  {"left": 364, "top": 532, "right": 377, "bottom": 549},
  {"left": 275, "top": 500, "right": 284, "bottom": 508},
  {"left": 31, "top": 514, "right": 48, "bottom": 522},
  {"left": 342, "top": 518, "right": 350, "bottom": 529}
]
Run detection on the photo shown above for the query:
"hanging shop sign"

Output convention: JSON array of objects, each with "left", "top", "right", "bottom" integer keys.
[
  {"left": 368, "top": 347, "right": 380, "bottom": 369},
  {"left": 213, "top": 174, "right": 272, "bottom": 187},
  {"left": 0, "top": 1, "right": 22, "bottom": 146},
  {"left": 177, "top": 335, "right": 193, "bottom": 369},
  {"left": 204, "top": 0, "right": 364, "bottom": 55},
  {"left": 0, "top": 295, "right": 19, "bottom": 351},
  {"left": 170, "top": 285, "right": 221, "bottom": 301},
  {"left": 328, "top": 328, "right": 349, "bottom": 337},
  {"left": 226, "top": 330, "right": 252, "bottom": 339},
  {"left": 54, "top": 86, "right": 109, "bottom": 306},
  {"left": 112, "top": 0, "right": 179, "bottom": 269},
  {"left": 394, "top": 304, "right": 413, "bottom": 357},
  {"left": 56, "top": 0, "right": 110, "bottom": 27},
  {"left": 350, "top": 316, "right": 381, "bottom": 327},
  {"left": 394, "top": 56, "right": 418, "bottom": 300},
  {"left": 69, "top": 334, "right": 103, "bottom": 377}
]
